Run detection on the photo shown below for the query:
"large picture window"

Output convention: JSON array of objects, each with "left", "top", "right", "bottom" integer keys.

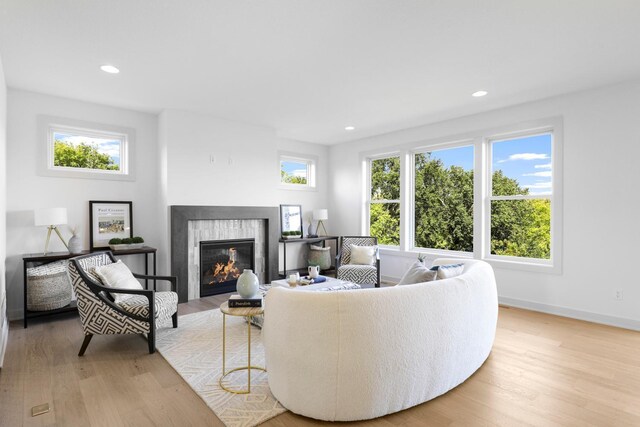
[
  {"left": 489, "top": 133, "right": 552, "bottom": 260},
  {"left": 364, "top": 119, "right": 561, "bottom": 271},
  {"left": 414, "top": 145, "right": 474, "bottom": 252},
  {"left": 368, "top": 156, "right": 400, "bottom": 246}
]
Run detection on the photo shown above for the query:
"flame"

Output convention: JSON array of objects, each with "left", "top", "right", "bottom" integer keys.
[{"left": 207, "top": 247, "right": 241, "bottom": 285}]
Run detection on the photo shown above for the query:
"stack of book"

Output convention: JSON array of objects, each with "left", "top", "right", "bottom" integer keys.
[
  {"left": 299, "top": 275, "right": 327, "bottom": 286},
  {"left": 228, "top": 294, "right": 263, "bottom": 308}
]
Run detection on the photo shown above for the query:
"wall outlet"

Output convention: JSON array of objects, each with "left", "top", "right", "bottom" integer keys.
[{"left": 614, "top": 290, "right": 624, "bottom": 301}]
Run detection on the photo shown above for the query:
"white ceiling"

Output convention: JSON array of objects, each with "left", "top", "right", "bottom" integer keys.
[{"left": 1, "top": 1, "right": 640, "bottom": 144}]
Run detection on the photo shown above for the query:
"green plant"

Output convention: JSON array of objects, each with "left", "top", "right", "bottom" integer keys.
[
  {"left": 121, "top": 237, "right": 133, "bottom": 244},
  {"left": 109, "top": 238, "right": 122, "bottom": 244},
  {"left": 132, "top": 236, "right": 144, "bottom": 243}
]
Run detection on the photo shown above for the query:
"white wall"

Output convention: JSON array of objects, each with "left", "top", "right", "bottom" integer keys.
[
  {"left": 329, "top": 81, "right": 640, "bottom": 330},
  {"left": 5, "top": 90, "right": 160, "bottom": 320},
  {"left": 0, "top": 55, "right": 8, "bottom": 366},
  {"left": 158, "top": 109, "right": 330, "bottom": 285}
]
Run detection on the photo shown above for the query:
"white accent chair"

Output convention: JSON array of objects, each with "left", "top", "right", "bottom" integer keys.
[{"left": 263, "top": 258, "right": 498, "bottom": 421}]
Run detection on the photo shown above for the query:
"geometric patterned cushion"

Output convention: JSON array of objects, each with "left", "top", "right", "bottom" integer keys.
[
  {"left": 74, "top": 252, "right": 113, "bottom": 284},
  {"left": 118, "top": 291, "right": 178, "bottom": 320},
  {"left": 68, "top": 255, "right": 150, "bottom": 335},
  {"left": 337, "top": 264, "right": 378, "bottom": 285}
]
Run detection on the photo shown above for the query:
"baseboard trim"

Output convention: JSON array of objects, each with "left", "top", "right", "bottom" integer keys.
[
  {"left": 0, "top": 319, "right": 8, "bottom": 368},
  {"left": 499, "top": 296, "right": 640, "bottom": 331}
]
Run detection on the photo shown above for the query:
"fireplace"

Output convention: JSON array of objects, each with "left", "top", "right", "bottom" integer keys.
[{"left": 200, "top": 238, "right": 255, "bottom": 296}]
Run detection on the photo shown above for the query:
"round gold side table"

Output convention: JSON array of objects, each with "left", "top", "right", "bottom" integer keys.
[{"left": 219, "top": 301, "right": 265, "bottom": 394}]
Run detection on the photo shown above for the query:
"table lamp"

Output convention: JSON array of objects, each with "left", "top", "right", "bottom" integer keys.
[
  {"left": 313, "top": 209, "right": 328, "bottom": 236},
  {"left": 34, "top": 208, "right": 69, "bottom": 255}
]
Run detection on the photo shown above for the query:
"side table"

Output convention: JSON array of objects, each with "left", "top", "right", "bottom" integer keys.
[
  {"left": 219, "top": 301, "right": 266, "bottom": 394},
  {"left": 23, "top": 247, "right": 157, "bottom": 328}
]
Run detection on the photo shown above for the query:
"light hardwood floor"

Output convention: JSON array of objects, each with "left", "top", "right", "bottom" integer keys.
[{"left": 1, "top": 297, "right": 639, "bottom": 426}]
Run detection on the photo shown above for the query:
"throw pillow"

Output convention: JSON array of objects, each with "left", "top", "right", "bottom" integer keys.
[
  {"left": 397, "top": 260, "right": 438, "bottom": 285},
  {"left": 430, "top": 263, "right": 465, "bottom": 280},
  {"left": 349, "top": 244, "right": 377, "bottom": 265},
  {"left": 92, "top": 260, "right": 143, "bottom": 303}
]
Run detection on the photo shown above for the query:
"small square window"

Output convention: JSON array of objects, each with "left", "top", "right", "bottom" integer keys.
[{"left": 279, "top": 154, "right": 316, "bottom": 189}]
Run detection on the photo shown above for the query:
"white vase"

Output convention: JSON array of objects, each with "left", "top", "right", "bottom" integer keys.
[
  {"left": 236, "top": 269, "right": 259, "bottom": 298},
  {"left": 68, "top": 235, "right": 82, "bottom": 254}
]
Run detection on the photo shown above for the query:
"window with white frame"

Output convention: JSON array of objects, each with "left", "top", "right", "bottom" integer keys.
[
  {"left": 41, "top": 117, "right": 134, "bottom": 180},
  {"left": 488, "top": 132, "right": 553, "bottom": 261},
  {"left": 413, "top": 145, "right": 474, "bottom": 252},
  {"left": 368, "top": 156, "right": 400, "bottom": 246},
  {"left": 364, "top": 119, "right": 561, "bottom": 270},
  {"left": 279, "top": 155, "right": 316, "bottom": 189}
]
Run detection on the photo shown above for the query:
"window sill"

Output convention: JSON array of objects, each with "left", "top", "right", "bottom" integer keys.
[
  {"left": 278, "top": 184, "right": 317, "bottom": 192},
  {"left": 378, "top": 248, "right": 560, "bottom": 274},
  {"left": 39, "top": 167, "right": 135, "bottom": 181}
]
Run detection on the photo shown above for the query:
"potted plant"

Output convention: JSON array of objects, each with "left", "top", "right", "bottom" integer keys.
[
  {"left": 282, "top": 231, "right": 302, "bottom": 240},
  {"left": 109, "top": 236, "right": 145, "bottom": 250}
]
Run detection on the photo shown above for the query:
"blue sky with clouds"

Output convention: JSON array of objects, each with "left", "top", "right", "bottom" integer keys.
[
  {"left": 281, "top": 159, "right": 307, "bottom": 177},
  {"left": 428, "top": 134, "right": 552, "bottom": 195},
  {"left": 54, "top": 132, "right": 121, "bottom": 167}
]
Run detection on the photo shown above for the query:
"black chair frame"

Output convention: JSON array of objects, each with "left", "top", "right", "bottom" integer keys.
[{"left": 70, "top": 251, "right": 178, "bottom": 356}]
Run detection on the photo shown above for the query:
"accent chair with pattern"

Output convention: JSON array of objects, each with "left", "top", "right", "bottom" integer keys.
[
  {"left": 336, "top": 236, "right": 381, "bottom": 287},
  {"left": 68, "top": 251, "right": 178, "bottom": 356}
]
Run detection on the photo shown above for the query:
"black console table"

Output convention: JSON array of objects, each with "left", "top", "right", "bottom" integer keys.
[
  {"left": 279, "top": 236, "right": 339, "bottom": 278},
  {"left": 22, "top": 246, "right": 157, "bottom": 328}
]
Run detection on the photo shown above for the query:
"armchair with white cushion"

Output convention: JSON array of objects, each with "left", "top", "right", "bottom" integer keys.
[
  {"left": 336, "top": 236, "right": 380, "bottom": 287},
  {"left": 68, "top": 251, "right": 178, "bottom": 356}
]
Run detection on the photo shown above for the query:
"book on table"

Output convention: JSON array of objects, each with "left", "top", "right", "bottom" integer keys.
[{"left": 229, "top": 294, "right": 263, "bottom": 308}]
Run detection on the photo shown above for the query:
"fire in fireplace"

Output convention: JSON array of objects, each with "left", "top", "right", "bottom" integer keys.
[{"left": 200, "top": 238, "right": 255, "bottom": 296}]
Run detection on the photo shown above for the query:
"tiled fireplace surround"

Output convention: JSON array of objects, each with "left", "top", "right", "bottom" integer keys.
[{"left": 171, "top": 206, "right": 280, "bottom": 303}]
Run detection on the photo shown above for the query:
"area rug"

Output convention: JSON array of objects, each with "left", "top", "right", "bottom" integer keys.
[{"left": 156, "top": 309, "right": 287, "bottom": 427}]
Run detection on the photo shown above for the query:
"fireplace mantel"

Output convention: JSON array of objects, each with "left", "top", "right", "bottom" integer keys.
[{"left": 171, "top": 206, "right": 280, "bottom": 302}]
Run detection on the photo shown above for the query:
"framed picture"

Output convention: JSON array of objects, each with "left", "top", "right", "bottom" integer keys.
[
  {"left": 280, "top": 204, "right": 303, "bottom": 239},
  {"left": 89, "top": 201, "right": 133, "bottom": 250}
]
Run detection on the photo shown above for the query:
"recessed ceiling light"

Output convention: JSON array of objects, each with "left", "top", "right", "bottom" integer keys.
[
  {"left": 472, "top": 90, "right": 488, "bottom": 97},
  {"left": 100, "top": 65, "right": 120, "bottom": 74},
  {"left": 345, "top": 126, "right": 355, "bottom": 131}
]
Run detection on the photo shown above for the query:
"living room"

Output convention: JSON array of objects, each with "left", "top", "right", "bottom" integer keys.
[{"left": 1, "top": 2, "right": 640, "bottom": 426}]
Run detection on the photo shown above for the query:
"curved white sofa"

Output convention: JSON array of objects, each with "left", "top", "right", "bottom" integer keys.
[{"left": 262, "top": 258, "right": 498, "bottom": 421}]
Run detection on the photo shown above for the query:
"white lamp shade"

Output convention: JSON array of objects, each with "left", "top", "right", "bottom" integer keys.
[
  {"left": 313, "top": 209, "right": 328, "bottom": 221},
  {"left": 34, "top": 208, "right": 68, "bottom": 226}
]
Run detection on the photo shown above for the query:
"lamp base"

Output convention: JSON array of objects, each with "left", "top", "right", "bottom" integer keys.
[
  {"left": 44, "top": 225, "right": 69, "bottom": 255},
  {"left": 316, "top": 220, "right": 328, "bottom": 237}
]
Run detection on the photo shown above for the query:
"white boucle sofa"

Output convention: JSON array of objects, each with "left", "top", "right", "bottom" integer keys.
[{"left": 262, "top": 258, "right": 498, "bottom": 421}]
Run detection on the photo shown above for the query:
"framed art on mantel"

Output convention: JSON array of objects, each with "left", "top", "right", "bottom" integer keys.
[{"left": 89, "top": 200, "right": 133, "bottom": 250}]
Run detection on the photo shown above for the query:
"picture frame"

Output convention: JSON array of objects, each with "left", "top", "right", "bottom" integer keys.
[
  {"left": 89, "top": 200, "right": 133, "bottom": 250},
  {"left": 280, "top": 204, "right": 303, "bottom": 239}
]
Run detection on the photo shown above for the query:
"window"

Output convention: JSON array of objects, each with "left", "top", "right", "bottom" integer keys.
[
  {"left": 52, "top": 129, "right": 124, "bottom": 172},
  {"left": 363, "top": 118, "right": 561, "bottom": 271},
  {"left": 41, "top": 116, "right": 134, "bottom": 181},
  {"left": 368, "top": 156, "right": 400, "bottom": 246},
  {"left": 488, "top": 133, "right": 552, "bottom": 260},
  {"left": 279, "top": 154, "right": 316, "bottom": 189},
  {"left": 413, "top": 145, "right": 474, "bottom": 252}
]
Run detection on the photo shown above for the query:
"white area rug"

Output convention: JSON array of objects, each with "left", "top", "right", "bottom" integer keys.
[{"left": 156, "top": 309, "right": 286, "bottom": 427}]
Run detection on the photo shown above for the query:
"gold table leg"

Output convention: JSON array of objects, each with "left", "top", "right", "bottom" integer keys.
[{"left": 219, "top": 314, "right": 265, "bottom": 394}]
